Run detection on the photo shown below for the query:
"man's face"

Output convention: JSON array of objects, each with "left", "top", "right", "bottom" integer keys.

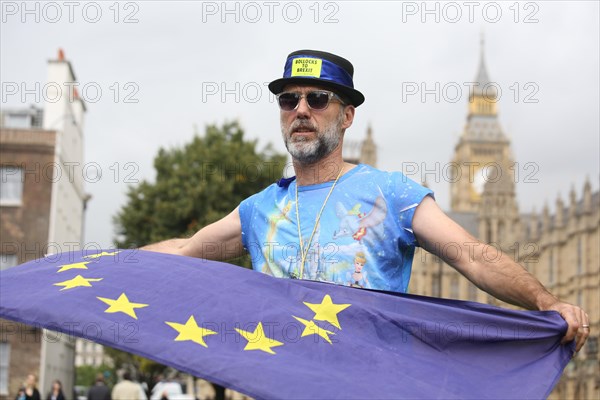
[{"left": 279, "top": 85, "right": 353, "bottom": 164}]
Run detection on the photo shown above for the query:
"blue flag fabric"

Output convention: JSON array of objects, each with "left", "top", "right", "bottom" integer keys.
[{"left": 0, "top": 250, "right": 572, "bottom": 399}]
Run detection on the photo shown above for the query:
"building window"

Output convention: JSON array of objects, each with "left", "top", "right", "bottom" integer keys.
[
  {"left": 0, "top": 254, "right": 18, "bottom": 271},
  {"left": 549, "top": 250, "right": 554, "bottom": 284},
  {"left": 576, "top": 238, "right": 583, "bottom": 275},
  {"left": 4, "top": 114, "right": 30, "bottom": 129},
  {"left": 497, "top": 221, "right": 505, "bottom": 242},
  {"left": 581, "top": 384, "right": 587, "bottom": 400},
  {"left": 0, "top": 167, "right": 24, "bottom": 206},
  {"left": 468, "top": 284, "right": 478, "bottom": 302},
  {"left": 0, "top": 342, "right": 9, "bottom": 396},
  {"left": 431, "top": 274, "right": 440, "bottom": 297},
  {"left": 450, "top": 276, "right": 459, "bottom": 299}
]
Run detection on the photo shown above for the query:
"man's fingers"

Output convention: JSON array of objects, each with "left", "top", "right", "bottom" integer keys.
[
  {"left": 549, "top": 302, "right": 590, "bottom": 353},
  {"left": 559, "top": 306, "right": 590, "bottom": 353},
  {"left": 574, "top": 311, "right": 590, "bottom": 353},
  {"left": 558, "top": 306, "right": 578, "bottom": 343},
  {"left": 547, "top": 302, "right": 589, "bottom": 353}
]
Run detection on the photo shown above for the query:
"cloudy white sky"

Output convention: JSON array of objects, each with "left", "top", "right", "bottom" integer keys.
[{"left": 1, "top": 0, "right": 598, "bottom": 248}]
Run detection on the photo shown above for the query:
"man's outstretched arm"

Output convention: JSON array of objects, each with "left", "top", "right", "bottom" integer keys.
[
  {"left": 141, "top": 207, "right": 245, "bottom": 261},
  {"left": 412, "top": 196, "right": 590, "bottom": 352}
]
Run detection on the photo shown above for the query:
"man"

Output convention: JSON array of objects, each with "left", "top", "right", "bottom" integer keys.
[
  {"left": 111, "top": 372, "right": 145, "bottom": 400},
  {"left": 143, "top": 49, "right": 590, "bottom": 352},
  {"left": 87, "top": 374, "right": 111, "bottom": 400}
]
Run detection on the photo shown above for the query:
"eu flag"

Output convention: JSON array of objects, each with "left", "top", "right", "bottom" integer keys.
[{"left": 0, "top": 250, "right": 572, "bottom": 399}]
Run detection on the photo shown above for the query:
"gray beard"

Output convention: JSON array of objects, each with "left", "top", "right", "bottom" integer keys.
[{"left": 281, "top": 113, "right": 343, "bottom": 164}]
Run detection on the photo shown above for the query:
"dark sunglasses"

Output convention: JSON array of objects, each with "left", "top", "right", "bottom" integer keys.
[{"left": 276, "top": 90, "right": 345, "bottom": 111}]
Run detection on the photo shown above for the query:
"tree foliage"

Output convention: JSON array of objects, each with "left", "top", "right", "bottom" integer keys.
[
  {"left": 110, "top": 121, "right": 287, "bottom": 382},
  {"left": 99, "top": 346, "right": 165, "bottom": 392},
  {"left": 114, "top": 121, "right": 287, "bottom": 256},
  {"left": 76, "top": 363, "right": 116, "bottom": 388}
]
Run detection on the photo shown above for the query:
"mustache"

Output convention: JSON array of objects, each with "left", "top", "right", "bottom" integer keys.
[{"left": 289, "top": 120, "right": 318, "bottom": 133}]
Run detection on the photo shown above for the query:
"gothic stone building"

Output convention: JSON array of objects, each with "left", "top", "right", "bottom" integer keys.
[{"left": 407, "top": 47, "right": 599, "bottom": 399}]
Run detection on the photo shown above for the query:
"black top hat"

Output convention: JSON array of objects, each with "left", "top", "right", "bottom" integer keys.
[{"left": 268, "top": 50, "right": 365, "bottom": 107}]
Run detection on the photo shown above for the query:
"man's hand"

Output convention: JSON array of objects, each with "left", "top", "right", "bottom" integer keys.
[{"left": 546, "top": 301, "right": 590, "bottom": 353}]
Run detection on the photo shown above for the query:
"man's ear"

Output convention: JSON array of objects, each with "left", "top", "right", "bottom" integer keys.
[{"left": 342, "top": 105, "right": 356, "bottom": 129}]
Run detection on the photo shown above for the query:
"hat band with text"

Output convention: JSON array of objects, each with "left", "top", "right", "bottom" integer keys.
[{"left": 282, "top": 55, "right": 354, "bottom": 88}]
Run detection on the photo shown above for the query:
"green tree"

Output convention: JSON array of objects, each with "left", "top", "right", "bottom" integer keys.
[
  {"left": 114, "top": 120, "right": 287, "bottom": 267},
  {"left": 101, "top": 346, "right": 164, "bottom": 391},
  {"left": 110, "top": 121, "right": 287, "bottom": 384},
  {"left": 75, "top": 363, "right": 116, "bottom": 387}
]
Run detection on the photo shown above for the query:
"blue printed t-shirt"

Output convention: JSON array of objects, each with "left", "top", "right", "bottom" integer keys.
[{"left": 238, "top": 164, "right": 433, "bottom": 293}]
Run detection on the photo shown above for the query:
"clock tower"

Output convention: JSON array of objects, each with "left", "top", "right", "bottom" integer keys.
[{"left": 450, "top": 37, "right": 514, "bottom": 213}]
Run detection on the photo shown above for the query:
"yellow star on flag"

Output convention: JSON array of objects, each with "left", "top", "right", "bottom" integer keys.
[
  {"left": 57, "top": 261, "right": 91, "bottom": 273},
  {"left": 303, "top": 294, "right": 351, "bottom": 329},
  {"left": 165, "top": 315, "right": 217, "bottom": 348},
  {"left": 84, "top": 251, "right": 121, "bottom": 259},
  {"left": 235, "top": 322, "right": 284, "bottom": 355},
  {"left": 293, "top": 316, "right": 335, "bottom": 344},
  {"left": 54, "top": 275, "right": 103, "bottom": 291},
  {"left": 97, "top": 293, "right": 148, "bottom": 319}
]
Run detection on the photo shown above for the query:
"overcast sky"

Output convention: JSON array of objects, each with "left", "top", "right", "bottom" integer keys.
[{"left": 1, "top": 0, "right": 598, "bottom": 248}]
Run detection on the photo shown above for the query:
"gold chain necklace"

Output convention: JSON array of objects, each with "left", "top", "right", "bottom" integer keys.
[{"left": 294, "top": 167, "right": 344, "bottom": 279}]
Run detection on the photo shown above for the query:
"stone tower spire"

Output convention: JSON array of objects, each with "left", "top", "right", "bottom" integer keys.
[
  {"left": 583, "top": 177, "right": 592, "bottom": 213},
  {"left": 555, "top": 193, "right": 564, "bottom": 228},
  {"left": 468, "top": 33, "right": 498, "bottom": 118},
  {"left": 450, "top": 36, "right": 512, "bottom": 213},
  {"left": 359, "top": 123, "right": 377, "bottom": 167}
]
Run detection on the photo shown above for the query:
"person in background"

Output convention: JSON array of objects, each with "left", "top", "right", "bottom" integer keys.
[
  {"left": 112, "top": 371, "right": 146, "bottom": 400},
  {"left": 15, "top": 387, "right": 26, "bottom": 400},
  {"left": 45, "top": 380, "right": 65, "bottom": 400},
  {"left": 87, "top": 373, "right": 112, "bottom": 400},
  {"left": 22, "top": 374, "right": 41, "bottom": 400}
]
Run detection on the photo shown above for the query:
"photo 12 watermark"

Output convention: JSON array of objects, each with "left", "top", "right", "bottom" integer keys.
[
  {"left": 0, "top": 242, "right": 138, "bottom": 264},
  {"left": 400, "top": 1, "right": 540, "bottom": 24},
  {"left": 401, "top": 161, "right": 540, "bottom": 185},
  {"left": 1, "top": 81, "right": 140, "bottom": 104},
  {"left": 1, "top": 1, "right": 140, "bottom": 24},
  {"left": 1, "top": 161, "right": 141, "bottom": 185},
  {"left": 0, "top": 320, "right": 140, "bottom": 344},
  {"left": 418, "top": 240, "right": 540, "bottom": 265},
  {"left": 401, "top": 81, "right": 540, "bottom": 104},
  {"left": 200, "top": 1, "right": 340, "bottom": 24},
  {"left": 398, "top": 320, "right": 540, "bottom": 342}
]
